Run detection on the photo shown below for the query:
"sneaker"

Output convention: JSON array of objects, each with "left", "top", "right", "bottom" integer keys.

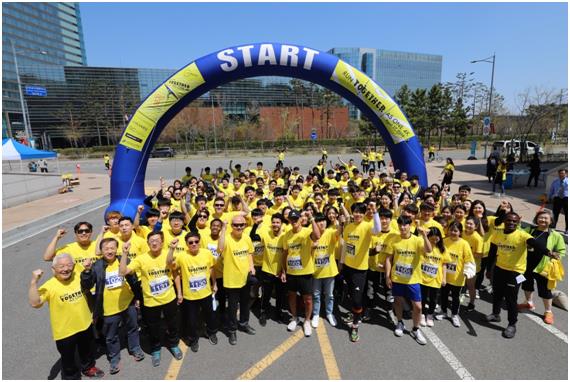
[
  {"left": 208, "top": 333, "right": 218, "bottom": 345},
  {"left": 151, "top": 351, "right": 161, "bottom": 367},
  {"left": 327, "top": 314, "right": 337, "bottom": 327},
  {"left": 435, "top": 311, "right": 447, "bottom": 321},
  {"left": 484, "top": 313, "right": 501, "bottom": 323},
  {"left": 82, "top": 366, "right": 105, "bottom": 378},
  {"left": 475, "top": 290, "right": 480, "bottom": 299},
  {"left": 411, "top": 328, "right": 427, "bottom": 345},
  {"left": 109, "top": 363, "right": 120, "bottom": 375},
  {"left": 259, "top": 312, "right": 267, "bottom": 327},
  {"left": 426, "top": 314, "right": 435, "bottom": 327},
  {"left": 303, "top": 320, "right": 312, "bottom": 337},
  {"left": 287, "top": 319, "right": 298, "bottom": 332},
  {"left": 362, "top": 310, "right": 371, "bottom": 322},
  {"left": 350, "top": 327, "right": 359, "bottom": 342},
  {"left": 311, "top": 315, "right": 320, "bottom": 328},
  {"left": 543, "top": 311, "right": 554, "bottom": 325},
  {"left": 451, "top": 315, "right": 461, "bottom": 327},
  {"left": 394, "top": 321, "right": 406, "bottom": 337},
  {"left": 502, "top": 325, "right": 516, "bottom": 339},
  {"left": 387, "top": 295, "right": 395, "bottom": 303},
  {"left": 229, "top": 332, "right": 237, "bottom": 345},
  {"left": 190, "top": 340, "right": 199, "bottom": 353},
  {"left": 420, "top": 314, "right": 427, "bottom": 327},
  {"left": 466, "top": 303, "right": 475, "bottom": 312},
  {"left": 238, "top": 323, "right": 256, "bottom": 335},
  {"left": 132, "top": 351, "right": 145, "bottom": 362},
  {"left": 517, "top": 302, "right": 535, "bottom": 311},
  {"left": 486, "top": 285, "right": 493, "bottom": 294},
  {"left": 341, "top": 312, "right": 354, "bottom": 324},
  {"left": 168, "top": 346, "right": 183, "bottom": 360}
]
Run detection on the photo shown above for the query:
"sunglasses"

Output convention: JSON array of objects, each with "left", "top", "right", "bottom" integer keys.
[
  {"left": 198, "top": 215, "right": 208, "bottom": 218},
  {"left": 187, "top": 240, "right": 200, "bottom": 245},
  {"left": 232, "top": 223, "right": 246, "bottom": 228},
  {"left": 215, "top": 204, "right": 225, "bottom": 207},
  {"left": 76, "top": 229, "right": 92, "bottom": 234}
]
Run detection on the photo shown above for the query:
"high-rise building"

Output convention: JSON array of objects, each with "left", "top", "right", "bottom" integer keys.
[
  {"left": 2, "top": 2, "right": 87, "bottom": 140},
  {"left": 328, "top": 47, "right": 442, "bottom": 118}
]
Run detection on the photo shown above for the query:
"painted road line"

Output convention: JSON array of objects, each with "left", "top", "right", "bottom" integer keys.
[
  {"left": 523, "top": 313, "right": 568, "bottom": 343},
  {"left": 164, "top": 341, "right": 189, "bottom": 380},
  {"left": 316, "top": 320, "right": 341, "bottom": 380},
  {"left": 237, "top": 330, "right": 304, "bottom": 380},
  {"left": 422, "top": 327, "right": 475, "bottom": 380}
]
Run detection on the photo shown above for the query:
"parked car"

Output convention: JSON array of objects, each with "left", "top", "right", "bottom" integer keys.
[
  {"left": 492, "top": 140, "right": 544, "bottom": 157},
  {"left": 150, "top": 147, "right": 176, "bottom": 158}
]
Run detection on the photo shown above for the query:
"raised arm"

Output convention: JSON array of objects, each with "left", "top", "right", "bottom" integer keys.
[
  {"left": 43, "top": 228, "right": 66, "bottom": 261},
  {"left": 119, "top": 242, "right": 133, "bottom": 276},
  {"left": 28, "top": 269, "right": 44, "bottom": 308}
]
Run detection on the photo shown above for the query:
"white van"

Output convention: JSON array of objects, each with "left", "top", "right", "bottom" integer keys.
[{"left": 492, "top": 140, "right": 544, "bottom": 156}]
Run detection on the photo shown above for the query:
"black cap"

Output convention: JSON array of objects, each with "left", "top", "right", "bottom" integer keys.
[{"left": 288, "top": 210, "right": 301, "bottom": 220}]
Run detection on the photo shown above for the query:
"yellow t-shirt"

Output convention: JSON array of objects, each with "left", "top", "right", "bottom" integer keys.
[
  {"left": 128, "top": 250, "right": 176, "bottom": 307},
  {"left": 176, "top": 248, "right": 215, "bottom": 301},
  {"left": 313, "top": 227, "right": 339, "bottom": 279},
  {"left": 369, "top": 230, "right": 399, "bottom": 272},
  {"left": 55, "top": 241, "right": 99, "bottom": 271},
  {"left": 463, "top": 231, "right": 484, "bottom": 272},
  {"left": 135, "top": 225, "right": 154, "bottom": 240},
  {"left": 261, "top": 230, "right": 285, "bottom": 276},
  {"left": 491, "top": 229, "right": 533, "bottom": 274},
  {"left": 444, "top": 163, "right": 455, "bottom": 174},
  {"left": 103, "top": 230, "right": 121, "bottom": 240},
  {"left": 161, "top": 229, "right": 189, "bottom": 258},
  {"left": 443, "top": 238, "right": 474, "bottom": 287},
  {"left": 482, "top": 215, "right": 502, "bottom": 257},
  {"left": 102, "top": 259, "right": 134, "bottom": 316},
  {"left": 343, "top": 220, "right": 374, "bottom": 271},
  {"left": 278, "top": 152, "right": 285, "bottom": 161},
  {"left": 376, "top": 152, "right": 384, "bottom": 161},
  {"left": 283, "top": 227, "right": 314, "bottom": 276},
  {"left": 387, "top": 235, "right": 425, "bottom": 285},
  {"left": 117, "top": 234, "right": 150, "bottom": 261},
  {"left": 420, "top": 247, "right": 451, "bottom": 288},
  {"left": 201, "top": 235, "right": 223, "bottom": 279},
  {"left": 416, "top": 219, "right": 444, "bottom": 237},
  {"left": 38, "top": 270, "right": 92, "bottom": 340},
  {"left": 222, "top": 234, "right": 254, "bottom": 288}
]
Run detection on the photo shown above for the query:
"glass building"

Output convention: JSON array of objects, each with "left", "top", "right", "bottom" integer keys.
[
  {"left": 2, "top": 2, "right": 86, "bottom": 140},
  {"left": 328, "top": 47, "right": 442, "bottom": 118}
]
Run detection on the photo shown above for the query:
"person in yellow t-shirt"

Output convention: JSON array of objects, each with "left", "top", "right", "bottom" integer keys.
[
  {"left": 441, "top": 158, "right": 455, "bottom": 189},
  {"left": 311, "top": 213, "right": 341, "bottom": 328},
  {"left": 218, "top": 216, "right": 256, "bottom": 345},
  {"left": 376, "top": 149, "right": 385, "bottom": 169},
  {"left": 29, "top": 253, "right": 105, "bottom": 379},
  {"left": 80, "top": 238, "right": 144, "bottom": 373},
  {"left": 385, "top": 216, "right": 431, "bottom": 345},
  {"left": 200, "top": 218, "right": 227, "bottom": 326},
  {"left": 103, "top": 210, "right": 122, "bottom": 240},
  {"left": 167, "top": 232, "right": 218, "bottom": 352},
  {"left": 417, "top": 202, "right": 445, "bottom": 237},
  {"left": 462, "top": 216, "right": 484, "bottom": 312},
  {"left": 440, "top": 222, "right": 475, "bottom": 327},
  {"left": 119, "top": 231, "right": 182, "bottom": 366},
  {"left": 281, "top": 209, "right": 321, "bottom": 336},
  {"left": 109, "top": 217, "right": 150, "bottom": 261},
  {"left": 133, "top": 205, "right": 162, "bottom": 240},
  {"left": 341, "top": 202, "right": 381, "bottom": 342},
  {"left": 43, "top": 222, "right": 99, "bottom": 271},
  {"left": 484, "top": 212, "right": 548, "bottom": 338}
]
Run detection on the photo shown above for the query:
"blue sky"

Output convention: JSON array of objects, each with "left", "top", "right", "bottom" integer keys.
[{"left": 80, "top": 2, "right": 568, "bottom": 112}]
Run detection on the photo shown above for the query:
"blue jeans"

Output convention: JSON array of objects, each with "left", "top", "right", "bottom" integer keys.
[
  {"left": 102, "top": 304, "right": 141, "bottom": 366},
  {"left": 312, "top": 277, "right": 335, "bottom": 316}
]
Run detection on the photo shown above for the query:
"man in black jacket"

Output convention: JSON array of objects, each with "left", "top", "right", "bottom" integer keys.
[{"left": 81, "top": 238, "right": 145, "bottom": 374}]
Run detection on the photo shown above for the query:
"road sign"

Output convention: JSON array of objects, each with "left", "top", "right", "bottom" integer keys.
[
  {"left": 310, "top": 131, "right": 317, "bottom": 140},
  {"left": 483, "top": 116, "right": 491, "bottom": 136},
  {"left": 24, "top": 86, "right": 47, "bottom": 97}
]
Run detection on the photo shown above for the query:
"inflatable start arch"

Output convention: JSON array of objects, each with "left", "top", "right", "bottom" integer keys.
[{"left": 109, "top": 42, "right": 427, "bottom": 217}]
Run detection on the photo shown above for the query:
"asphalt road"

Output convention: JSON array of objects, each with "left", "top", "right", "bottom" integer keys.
[{"left": 3, "top": 205, "right": 568, "bottom": 380}]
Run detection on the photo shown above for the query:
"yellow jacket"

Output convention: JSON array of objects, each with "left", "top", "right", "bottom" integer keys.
[{"left": 538, "top": 258, "right": 564, "bottom": 290}]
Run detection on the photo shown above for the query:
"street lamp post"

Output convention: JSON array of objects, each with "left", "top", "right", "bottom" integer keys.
[
  {"left": 10, "top": 40, "right": 32, "bottom": 146},
  {"left": 471, "top": 53, "right": 496, "bottom": 158}
]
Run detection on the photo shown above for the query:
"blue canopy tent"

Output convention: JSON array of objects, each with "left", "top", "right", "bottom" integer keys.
[{"left": 2, "top": 138, "right": 59, "bottom": 172}]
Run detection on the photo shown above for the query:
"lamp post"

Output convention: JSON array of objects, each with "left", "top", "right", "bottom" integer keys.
[{"left": 471, "top": 53, "right": 496, "bottom": 158}]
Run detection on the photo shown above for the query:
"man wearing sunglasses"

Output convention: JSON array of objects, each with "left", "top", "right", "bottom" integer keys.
[{"left": 43, "top": 222, "right": 98, "bottom": 271}]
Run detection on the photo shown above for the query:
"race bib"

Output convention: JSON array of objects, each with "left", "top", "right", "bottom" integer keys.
[
  {"left": 105, "top": 270, "right": 123, "bottom": 289},
  {"left": 421, "top": 263, "right": 439, "bottom": 278},
  {"left": 189, "top": 275, "right": 208, "bottom": 292},
  {"left": 346, "top": 243, "right": 356, "bottom": 257},
  {"left": 287, "top": 256, "right": 303, "bottom": 270},
  {"left": 207, "top": 243, "right": 220, "bottom": 258},
  {"left": 149, "top": 276, "right": 170, "bottom": 296},
  {"left": 253, "top": 242, "right": 264, "bottom": 259},
  {"left": 394, "top": 263, "right": 413, "bottom": 278},
  {"left": 447, "top": 263, "right": 457, "bottom": 274},
  {"left": 315, "top": 255, "right": 330, "bottom": 268}
]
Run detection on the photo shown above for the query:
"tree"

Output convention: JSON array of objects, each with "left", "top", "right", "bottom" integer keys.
[
  {"left": 55, "top": 102, "right": 86, "bottom": 148},
  {"left": 407, "top": 88, "right": 428, "bottom": 139},
  {"left": 394, "top": 85, "right": 412, "bottom": 116}
]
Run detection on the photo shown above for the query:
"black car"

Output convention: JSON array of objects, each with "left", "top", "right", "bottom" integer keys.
[{"left": 150, "top": 147, "right": 176, "bottom": 158}]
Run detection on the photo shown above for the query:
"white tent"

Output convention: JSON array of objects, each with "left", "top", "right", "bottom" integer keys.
[{"left": 2, "top": 138, "right": 59, "bottom": 173}]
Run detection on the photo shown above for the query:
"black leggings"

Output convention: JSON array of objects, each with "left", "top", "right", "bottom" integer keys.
[
  {"left": 522, "top": 267, "right": 553, "bottom": 299},
  {"left": 143, "top": 299, "right": 179, "bottom": 352},
  {"left": 364, "top": 270, "right": 381, "bottom": 309},
  {"left": 440, "top": 284, "right": 461, "bottom": 315},
  {"left": 421, "top": 285, "right": 439, "bottom": 315},
  {"left": 492, "top": 267, "right": 521, "bottom": 326},
  {"left": 342, "top": 266, "right": 367, "bottom": 323},
  {"left": 226, "top": 286, "right": 250, "bottom": 332},
  {"left": 55, "top": 326, "right": 95, "bottom": 380}
]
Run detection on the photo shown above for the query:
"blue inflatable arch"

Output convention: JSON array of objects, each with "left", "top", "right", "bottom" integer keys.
[{"left": 109, "top": 42, "right": 427, "bottom": 217}]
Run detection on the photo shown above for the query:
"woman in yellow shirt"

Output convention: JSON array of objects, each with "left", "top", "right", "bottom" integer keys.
[
  {"left": 462, "top": 216, "right": 484, "bottom": 312},
  {"left": 441, "top": 158, "right": 455, "bottom": 189},
  {"left": 493, "top": 159, "right": 507, "bottom": 195}
]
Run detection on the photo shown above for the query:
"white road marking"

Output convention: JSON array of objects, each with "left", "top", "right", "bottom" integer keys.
[
  {"left": 422, "top": 327, "right": 475, "bottom": 380},
  {"left": 523, "top": 313, "right": 568, "bottom": 343}
]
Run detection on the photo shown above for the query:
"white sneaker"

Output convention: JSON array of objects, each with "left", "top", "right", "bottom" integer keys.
[
  {"left": 311, "top": 315, "right": 319, "bottom": 328},
  {"left": 411, "top": 328, "right": 427, "bottom": 345},
  {"left": 451, "top": 315, "right": 461, "bottom": 327},
  {"left": 420, "top": 314, "right": 427, "bottom": 327},
  {"left": 426, "top": 314, "right": 435, "bottom": 327},
  {"left": 303, "top": 320, "right": 312, "bottom": 337},
  {"left": 435, "top": 312, "right": 447, "bottom": 321},
  {"left": 475, "top": 290, "right": 480, "bottom": 299},
  {"left": 394, "top": 321, "right": 406, "bottom": 337},
  {"left": 287, "top": 319, "right": 298, "bottom": 332},
  {"left": 326, "top": 314, "right": 337, "bottom": 327}
]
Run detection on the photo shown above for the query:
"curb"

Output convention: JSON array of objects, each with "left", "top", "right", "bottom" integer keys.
[{"left": 2, "top": 194, "right": 110, "bottom": 248}]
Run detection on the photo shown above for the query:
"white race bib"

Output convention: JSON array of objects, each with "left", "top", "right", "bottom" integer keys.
[
  {"left": 394, "top": 263, "right": 413, "bottom": 278},
  {"left": 315, "top": 255, "right": 330, "bottom": 268},
  {"left": 149, "top": 276, "right": 170, "bottom": 296},
  {"left": 189, "top": 275, "right": 208, "bottom": 292},
  {"left": 287, "top": 256, "right": 303, "bottom": 270},
  {"left": 105, "top": 270, "right": 123, "bottom": 289},
  {"left": 421, "top": 263, "right": 439, "bottom": 278},
  {"left": 207, "top": 243, "right": 220, "bottom": 258}
]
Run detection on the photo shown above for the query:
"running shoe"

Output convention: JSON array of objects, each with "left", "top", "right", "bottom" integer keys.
[
  {"left": 350, "top": 327, "right": 359, "bottom": 342},
  {"left": 168, "top": 346, "right": 183, "bottom": 360},
  {"left": 82, "top": 366, "right": 105, "bottom": 378},
  {"left": 109, "top": 362, "right": 120, "bottom": 375},
  {"left": 132, "top": 351, "right": 145, "bottom": 362},
  {"left": 311, "top": 315, "right": 320, "bottom": 328},
  {"left": 484, "top": 313, "right": 501, "bottom": 323},
  {"left": 435, "top": 311, "right": 448, "bottom": 321},
  {"left": 238, "top": 324, "right": 256, "bottom": 335},
  {"left": 151, "top": 351, "right": 161, "bottom": 367},
  {"left": 190, "top": 340, "right": 199, "bottom": 353},
  {"left": 420, "top": 314, "right": 427, "bottom": 327},
  {"left": 411, "top": 328, "right": 427, "bottom": 345},
  {"left": 394, "top": 321, "right": 406, "bottom": 337},
  {"left": 517, "top": 301, "right": 535, "bottom": 311},
  {"left": 475, "top": 290, "right": 480, "bottom": 299},
  {"left": 466, "top": 303, "right": 475, "bottom": 312},
  {"left": 502, "top": 325, "right": 516, "bottom": 339},
  {"left": 426, "top": 314, "right": 435, "bottom": 327},
  {"left": 303, "top": 320, "right": 312, "bottom": 337},
  {"left": 326, "top": 314, "right": 337, "bottom": 327},
  {"left": 208, "top": 333, "right": 218, "bottom": 345},
  {"left": 229, "top": 332, "right": 237, "bottom": 345},
  {"left": 259, "top": 312, "right": 267, "bottom": 327},
  {"left": 287, "top": 319, "right": 298, "bottom": 332},
  {"left": 543, "top": 311, "right": 554, "bottom": 325},
  {"left": 451, "top": 315, "right": 461, "bottom": 327}
]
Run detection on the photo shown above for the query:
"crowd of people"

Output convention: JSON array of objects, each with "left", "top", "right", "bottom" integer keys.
[{"left": 29, "top": 150, "right": 567, "bottom": 378}]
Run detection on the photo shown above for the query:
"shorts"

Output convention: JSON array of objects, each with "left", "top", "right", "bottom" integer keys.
[
  {"left": 286, "top": 274, "right": 313, "bottom": 296},
  {"left": 392, "top": 282, "right": 422, "bottom": 302}
]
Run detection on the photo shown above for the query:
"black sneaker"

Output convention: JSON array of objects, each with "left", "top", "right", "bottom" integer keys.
[
  {"left": 502, "top": 325, "right": 516, "bottom": 339},
  {"left": 484, "top": 313, "right": 501, "bottom": 323},
  {"left": 208, "top": 333, "right": 218, "bottom": 345},
  {"left": 190, "top": 340, "right": 199, "bottom": 353},
  {"left": 238, "top": 323, "right": 256, "bottom": 335},
  {"left": 259, "top": 313, "right": 267, "bottom": 327},
  {"left": 229, "top": 332, "right": 237, "bottom": 345},
  {"left": 466, "top": 303, "right": 475, "bottom": 312}
]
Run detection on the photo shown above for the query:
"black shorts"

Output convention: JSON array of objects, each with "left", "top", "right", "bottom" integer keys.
[{"left": 286, "top": 274, "right": 313, "bottom": 296}]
